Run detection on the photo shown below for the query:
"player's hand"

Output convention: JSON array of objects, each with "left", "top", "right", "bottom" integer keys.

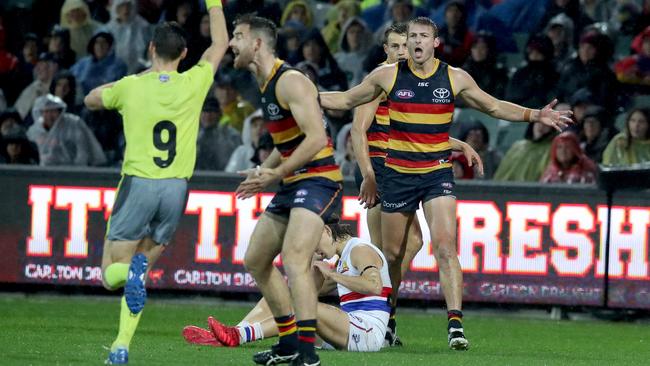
[
  {"left": 235, "top": 167, "right": 283, "bottom": 199},
  {"left": 235, "top": 167, "right": 263, "bottom": 199},
  {"left": 313, "top": 261, "right": 332, "bottom": 279},
  {"left": 359, "top": 173, "right": 379, "bottom": 209},
  {"left": 459, "top": 143, "right": 484, "bottom": 178},
  {"left": 537, "top": 98, "right": 573, "bottom": 132}
]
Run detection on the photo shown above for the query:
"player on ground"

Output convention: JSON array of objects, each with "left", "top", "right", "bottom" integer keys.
[
  {"left": 320, "top": 17, "right": 573, "bottom": 350},
  {"left": 230, "top": 14, "right": 343, "bottom": 366},
  {"left": 183, "top": 220, "right": 392, "bottom": 353},
  {"left": 350, "top": 22, "right": 483, "bottom": 346},
  {"left": 83, "top": 0, "right": 228, "bottom": 363}
]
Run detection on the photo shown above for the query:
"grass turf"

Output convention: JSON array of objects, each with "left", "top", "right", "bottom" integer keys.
[{"left": 0, "top": 295, "right": 648, "bottom": 366}]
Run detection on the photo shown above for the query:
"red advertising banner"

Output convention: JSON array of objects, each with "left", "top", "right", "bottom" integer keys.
[{"left": 1, "top": 167, "right": 648, "bottom": 308}]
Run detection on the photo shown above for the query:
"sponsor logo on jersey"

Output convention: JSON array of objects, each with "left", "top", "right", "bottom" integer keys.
[
  {"left": 395, "top": 89, "right": 415, "bottom": 99},
  {"left": 267, "top": 103, "right": 280, "bottom": 116}
]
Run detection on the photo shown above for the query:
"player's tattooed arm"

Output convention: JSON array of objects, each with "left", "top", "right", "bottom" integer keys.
[
  {"left": 451, "top": 67, "right": 573, "bottom": 132},
  {"left": 320, "top": 64, "right": 396, "bottom": 110},
  {"left": 351, "top": 96, "right": 382, "bottom": 208},
  {"left": 449, "top": 137, "right": 484, "bottom": 177},
  {"left": 314, "top": 245, "right": 384, "bottom": 296}
]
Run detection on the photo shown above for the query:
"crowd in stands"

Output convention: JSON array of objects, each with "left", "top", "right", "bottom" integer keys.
[{"left": 0, "top": 0, "right": 649, "bottom": 186}]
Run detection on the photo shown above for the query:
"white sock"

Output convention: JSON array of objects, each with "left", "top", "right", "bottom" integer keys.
[{"left": 237, "top": 322, "right": 264, "bottom": 344}]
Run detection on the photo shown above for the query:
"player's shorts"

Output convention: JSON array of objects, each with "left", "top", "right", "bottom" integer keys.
[
  {"left": 381, "top": 167, "right": 455, "bottom": 213},
  {"left": 346, "top": 312, "right": 387, "bottom": 352},
  {"left": 353, "top": 157, "right": 386, "bottom": 195},
  {"left": 265, "top": 177, "right": 342, "bottom": 222},
  {"left": 106, "top": 175, "right": 188, "bottom": 245}
]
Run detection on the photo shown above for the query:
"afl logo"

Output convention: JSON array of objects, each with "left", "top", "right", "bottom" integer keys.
[
  {"left": 395, "top": 89, "right": 415, "bottom": 99},
  {"left": 267, "top": 103, "right": 280, "bottom": 116},
  {"left": 433, "top": 88, "right": 450, "bottom": 99}
]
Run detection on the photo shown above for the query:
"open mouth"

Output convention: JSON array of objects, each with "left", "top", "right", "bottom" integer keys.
[{"left": 414, "top": 47, "right": 423, "bottom": 57}]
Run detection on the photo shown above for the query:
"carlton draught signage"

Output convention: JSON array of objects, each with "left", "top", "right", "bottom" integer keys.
[{"left": 1, "top": 167, "right": 649, "bottom": 308}]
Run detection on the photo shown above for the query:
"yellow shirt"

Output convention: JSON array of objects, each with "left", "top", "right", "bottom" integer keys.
[{"left": 102, "top": 61, "right": 213, "bottom": 179}]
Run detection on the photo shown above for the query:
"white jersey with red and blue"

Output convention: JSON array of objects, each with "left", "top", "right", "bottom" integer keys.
[{"left": 336, "top": 237, "right": 392, "bottom": 327}]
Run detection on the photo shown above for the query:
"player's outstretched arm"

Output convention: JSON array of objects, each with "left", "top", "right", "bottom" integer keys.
[
  {"left": 314, "top": 245, "right": 384, "bottom": 296},
  {"left": 320, "top": 64, "right": 395, "bottom": 111},
  {"left": 84, "top": 81, "right": 117, "bottom": 111},
  {"left": 351, "top": 97, "right": 382, "bottom": 208},
  {"left": 449, "top": 137, "right": 484, "bottom": 177},
  {"left": 201, "top": 0, "right": 229, "bottom": 74},
  {"left": 452, "top": 67, "right": 573, "bottom": 132}
]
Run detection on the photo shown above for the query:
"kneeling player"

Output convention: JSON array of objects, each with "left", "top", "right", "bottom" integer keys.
[{"left": 183, "top": 220, "right": 392, "bottom": 353}]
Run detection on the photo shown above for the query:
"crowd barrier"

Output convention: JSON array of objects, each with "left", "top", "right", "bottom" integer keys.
[{"left": 1, "top": 166, "right": 649, "bottom": 309}]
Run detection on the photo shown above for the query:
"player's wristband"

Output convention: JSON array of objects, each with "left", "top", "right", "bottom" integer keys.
[
  {"left": 205, "top": 0, "right": 222, "bottom": 9},
  {"left": 523, "top": 108, "right": 532, "bottom": 122}
]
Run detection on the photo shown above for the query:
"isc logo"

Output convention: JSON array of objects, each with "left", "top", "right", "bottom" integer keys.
[{"left": 418, "top": 82, "right": 429, "bottom": 87}]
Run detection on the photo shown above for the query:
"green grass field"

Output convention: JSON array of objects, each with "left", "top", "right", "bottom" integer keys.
[{"left": 0, "top": 294, "right": 649, "bottom": 366}]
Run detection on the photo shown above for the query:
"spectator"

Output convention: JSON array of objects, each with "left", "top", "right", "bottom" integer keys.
[
  {"left": 322, "top": 0, "right": 361, "bottom": 54},
  {"left": 298, "top": 29, "right": 348, "bottom": 91},
  {"left": 614, "top": 26, "right": 650, "bottom": 87},
  {"left": 50, "top": 71, "right": 80, "bottom": 115},
  {"left": 251, "top": 132, "right": 275, "bottom": 166},
  {"left": 225, "top": 110, "right": 267, "bottom": 173},
  {"left": 506, "top": 34, "right": 558, "bottom": 108},
  {"left": 181, "top": 12, "right": 211, "bottom": 72},
  {"left": 372, "top": 0, "right": 418, "bottom": 42},
  {"left": 0, "top": 16, "right": 19, "bottom": 99},
  {"left": 224, "top": 0, "right": 282, "bottom": 32},
  {"left": 580, "top": 105, "right": 618, "bottom": 163},
  {"left": 335, "top": 17, "right": 373, "bottom": 87},
  {"left": 278, "top": 25, "right": 305, "bottom": 65},
  {"left": 196, "top": 98, "right": 242, "bottom": 171},
  {"left": 461, "top": 32, "right": 507, "bottom": 101},
  {"left": 10, "top": 33, "right": 41, "bottom": 105},
  {"left": 538, "top": 0, "right": 594, "bottom": 42},
  {"left": 557, "top": 30, "right": 617, "bottom": 109},
  {"left": 60, "top": 0, "right": 102, "bottom": 59},
  {"left": 334, "top": 123, "right": 356, "bottom": 178},
  {"left": 165, "top": 0, "right": 199, "bottom": 32},
  {"left": 0, "top": 109, "right": 24, "bottom": 137},
  {"left": 459, "top": 120, "right": 502, "bottom": 179},
  {"left": 105, "top": 0, "right": 152, "bottom": 73},
  {"left": 568, "top": 88, "right": 596, "bottom": 127},
  {"left": 450, "top": 151, "right": 474, "bottom": 180},
  {"left": 603, "top": 108, "right": 650, "bottom": 165},
  {"left": 544, "top": 13, "right": 575, "bottom": 72},
  {"left": 70, "top": 32, "right": 127, "bottom": 95},
  {"left": 494, "top": 123, "right": 555, "bottom": 182},
  {"left": 47, "top": 25, "right": 77, "bottom": 69},
  {"left": 610, "top": 2, "right": 645, "bottom": 37},
  {"left": 540, "top": 131, "right": 597, "bottom": 184},
  {"left": 213, "top": 76, "right": 255, "bottom": 133},
  {"left": 0, "top": 130, "right": 39, "bottom": 165},
  {"left": 27, "top": 94, "right": 106, "bottom": 166},
  {"left": 437, "top": 0, "right": 474, "bottom": 67},
  {"left": 14, "top": 52, "right": 59, "bottom": 120},
  {"left": 581, "top": 0, "right": 612, "bottom": 23},
  {"left": 280, "top": 0, "right": 314, "bottom": 29}
]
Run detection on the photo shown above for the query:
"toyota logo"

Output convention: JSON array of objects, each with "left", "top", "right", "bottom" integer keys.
[
  {"left": 433, "top": 88, "right": 450, "bottom": 99},
  {"left": 267, "top": 103, "right": 280, "bottom": 116}
]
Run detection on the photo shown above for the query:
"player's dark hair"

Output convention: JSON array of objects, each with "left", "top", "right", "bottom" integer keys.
[
  {"left": 383, "top": 22, "right": 408, "bottom": 45},
  {"left": 408, "top": 17, "right": 439, "bottom": 37},
  {"left": 152, "top": 22, "right": 188, "bottom": 61},
  {"left": 325, "top": 214, "right": 353, "bottom": 241},
  {"left": 233, "top": 14, "right": 278, "bottom": 49}
]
